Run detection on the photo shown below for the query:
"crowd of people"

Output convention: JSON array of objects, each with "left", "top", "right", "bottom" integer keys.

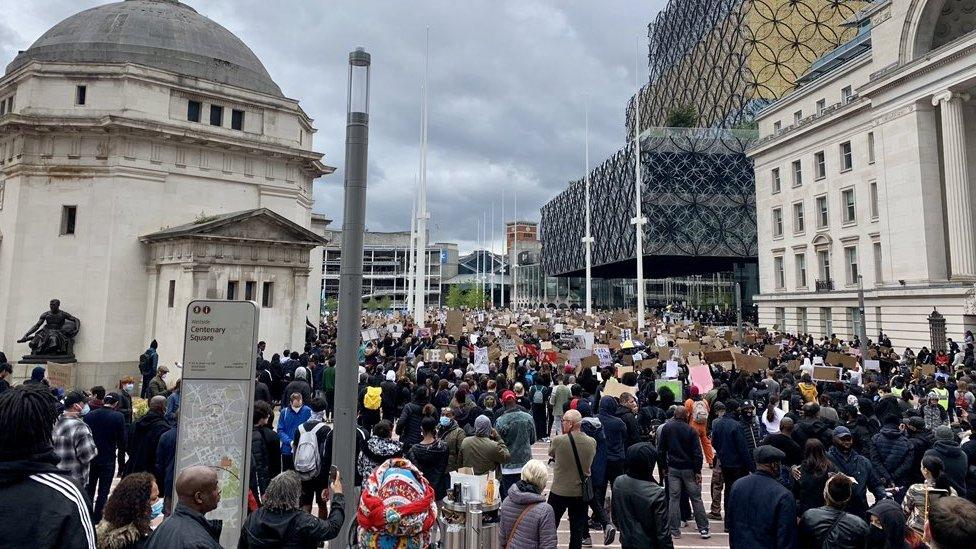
[{"left": 3, "top": 305, "right": 976, "bottom": 549}]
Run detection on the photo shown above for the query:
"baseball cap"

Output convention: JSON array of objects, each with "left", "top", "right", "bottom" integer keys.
[
  {"left": 754, "top": 445, "right": 786, "bottom": 464},
  {"left": 833, "top": 426, "right": 853, "bottom": 438},
  {"left": 64, "top": 391, "right": 88, "bottom": 409},
  {"left": 103, "top": 393, "right": 120, "bottom": 405},
  {"left": 501, "top": 390, "right": 516, "bottom": 404}
]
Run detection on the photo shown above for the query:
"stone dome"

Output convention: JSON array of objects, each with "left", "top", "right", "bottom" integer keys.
[{"left": 6, "top": 0, "right": 283, "bottom": 97}]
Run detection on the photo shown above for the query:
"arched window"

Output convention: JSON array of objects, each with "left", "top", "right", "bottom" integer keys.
[{"left": 907, "top": 0, "right": 976, "bottom": 60}]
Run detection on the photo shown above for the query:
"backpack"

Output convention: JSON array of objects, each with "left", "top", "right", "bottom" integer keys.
[
  {"left": 364, "top": 386, "right": 382, "bottom": 411},
  {"left": 692, "top": 400, "right": 708, "bottom": 424},
  {"left": 532, "top": 386, "right": 546, "bottom": 405},
  {"left": 138, "top": 351, "right": 153, "bottom": 376},
  {"left": 294, "top": 422, "right": 327, "bottom": 480}
]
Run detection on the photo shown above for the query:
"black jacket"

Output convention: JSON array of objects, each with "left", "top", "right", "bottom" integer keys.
[
  {"left": 283, "top": 380, "right": 312, "bottom": 406},
  {"left": 658, "top": 419, "right": 703, "bottom": 473},
  {"left": 407, "top": 440, "right": 449, "bottom": 500},
  {"left": 254, "top": 382, "right": 272, "bottom": 405},
  {"left": 793, "top": 417, "right": 834, "bottom": 448},
  {"left": 924, "top": 441, "right": 968, "bottom": 499},
  {"left": 258, "top": 425, "right": 282, "bottom": 479},
  {"left": 870, "top": 426, "right": 912, "bottom": 486},
  {"left": 146, "top": 503, "right": 221, "bottom": 549},
  {"left": 239, "top": 494, "right": 345, "bottom": 549},
  {"left": 793, "top": 464, "right": 835, "bottom": 516},
  {"left": 124, "top": 411, "right": 171, "bottom": 486},
  {"left": 727, "top": 470, "right": 797, "bottom": 548},
  {"left": 396, "top": 402, "right": 425, "bottom": 449},
  {"left": 610, "top": 474, "right": 672, "bottom": 549},
  {"left": 84, "top": 406, "right": 127, "bottom": 466},
  {"left": 251, "top": 427, "right": 270, "bottom": 501},
  {"left": 761, "top": 433, "right": 802, "bottom": 466},
  {"left": 798, "top": 506, "right": 869, "bottom": 549},
  {"left": 614, "top": 404, "right": 641, "bottom": 448},
  {"left": 0, "top": 452, "right": 96, "bottom": 549}
]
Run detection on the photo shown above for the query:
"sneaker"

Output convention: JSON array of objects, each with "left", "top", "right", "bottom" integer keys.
[
  {"left": 681, "top": 520, "right": 689, "bottom": 528},
  {"left": 581, "top": 536, "right": 592, "bottom": 547},
  {"left": 671, "top": 531, "right": 682, "bottom": 539},
  {"left": 587, "top": 519, "right": 601, "bottom": 531},
  {"left": 603, "top": 525, "right": 616, "bottom": 545},
  {"left": 707, "top": 511, "right": 722, "bottom": 520},
  {"left": 700, "top": 529, "right": 711, "bottom": 539}
]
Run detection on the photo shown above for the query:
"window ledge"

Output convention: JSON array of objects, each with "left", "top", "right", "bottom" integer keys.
[
  {"left": 842, "top": 220, "right": 857, "bottom": 228},
  {"left": 870, "top": 216, "right": 879, "bottom": 222},
  {"left": 840, "top": 168, "right": 853, "bottom": 174},
  {"left": 815, "top": 176, "right": 826, "bottom": 181}
]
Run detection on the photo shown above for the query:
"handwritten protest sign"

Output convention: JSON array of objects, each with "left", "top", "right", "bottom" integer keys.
[
  {"left": 827, "top": 351, "right": 858, "bottom": 370},
  {"left": 594, "top": 346, "right": 612, "bottom": 368},
  {"left": 474, "top": 347, "right": 489, "bottom": 373},
  {"left": 603, "top": 378, "right": 638, "bottom": 399},
  {"left": 813, "top": 366, "right": 842, "bottom": 381},
  {"left": 733, "top": 353, "right": 768, "bottom": 374},
  {"left": 763, "top": 344, "right": 780, "bottom": 359},
  {"left": 46, "top": 362, "right": 74, "bottom": 390},
  {"left": 689, "top": 364, "right": 713, "bottom": 393},
  {"left": 704, "top": 350, "right": 734, "bottom": 364}
]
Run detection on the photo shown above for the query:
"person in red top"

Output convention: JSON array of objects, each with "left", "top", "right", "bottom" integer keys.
[{"left": 684, "top": 386, "right": 714, "bottom": 466}]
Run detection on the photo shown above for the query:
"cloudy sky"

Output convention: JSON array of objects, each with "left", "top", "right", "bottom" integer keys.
[{"left": 1, "top": 0, "right": 666, "bottom": 252}]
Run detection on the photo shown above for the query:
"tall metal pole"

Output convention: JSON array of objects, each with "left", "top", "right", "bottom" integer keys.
[
  {"left": 632, "top": 37, "right": 647, "bottom": 330},
  {"left": 735, "top": 281, "right": 743, "bottom": 345},
  {"left": 513, "top": 192, "right": 519, "bottom": 311},
  {"left": 491, "top": 201, "right": 496, "bottom": 308},
  {"left": 582, "top": 98, "right": 594, "bottom": 316},
  {"left": 413, "top": 28, "right": 430, "bottom": 327},
  {"left": 856, "top": 275, "right": 868, "bottom": 361},
  {"left": 501, "top": 190, "right": 506, "bottom": 308},
  {"left": 334, "top": 46, "right": 370, "bottom": 543},
  {"left": 406, "top": 185, "right": 416, "bottom": 315}
]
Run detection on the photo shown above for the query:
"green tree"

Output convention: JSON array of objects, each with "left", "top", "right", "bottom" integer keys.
[
  {"left": 377, "top": 296, "right": 392, "bottom": 310},
  {"left": 445, "top": 285, "right": 466, "bottom": 309},
  {"left": 665, "top": 103, "right": 698, "bottom": 128},
  {"left": 324, "top": 296, "right": 338, "bottom": 312},
  {"left": 365, "top": 297, "right": 379, "bottom": 311},
  {"left": 465, "top": 287, "right": 486, "bottom": 310}
]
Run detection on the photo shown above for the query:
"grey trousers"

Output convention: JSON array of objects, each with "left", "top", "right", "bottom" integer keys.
[{"left": 667, "top": 468, "right": 709, "bottom": 534}]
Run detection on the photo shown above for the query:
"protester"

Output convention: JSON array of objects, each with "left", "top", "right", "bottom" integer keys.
[
  {"left": 924, "top": 496, "right": 976, "bottom": 549},
  {"left": 866, "top": 499, "right": 909, "bottom": 549},
  {"left": 611, "top": 442, "right": 673, "bottom": 549},
  {"left": 124, "top": 395, "right": 170, "bottom": 488},
  {"left": 827, "top": 425, "right": 887, "bottom": 519},
  {"left": 870, "top": 414, "right": 913, "bottom": 491},
  {"left": 0, "top": 384, "right": 96, "bottom": 548},
  {"left": 277, "top": 392, "right": 311, "bottom": 471},
  {"left": 139, "top": 340, "right": 159, "bottom": 399},
  {"left": 903, "top": 455, "right": 955, "bottom": 540},
  {"left": 659, "top": 406, "right": 710, "bottom": 539},
  {"left": 239, "top": 470, "right": 345, "bottom": 548},
  {"left": 924, "top": 425, "right": 968, "bottom": 499},
  {"left": 0, "top": 361, "right": 12, "bottom": 394},
  {"left": 549, "top": 409, "right": 595, "bottom": 549},
  {"left": 250, "top": 401, "right": 272, "bottom": 505},
  {"left": 685, "top": 385, "right": 715, "bottom": 464},
  {"left": 146, "top": 465, "right": 221, "bottom": 548},
  {"left": 95, "top": 472, "right": 159, "bottom": 549},
  {"left": 292, "top": 397, "right": 332, "bottom": 516},
  {"left": 396, "top": 386, "right": 429, "bottom": 452},
  {"left": 356, "top": 420, "right": 403, "bottom": 480},
  {"left": 710, "top": 400, "right": 753, "bottom": 526},
  {"left": 726, "top": 446, "right": 796, "bottom": 548},
  {"left": 407, "top": 413, "right": 450, "bottom": 502},
  {"left": 147, "top": 366, "right": 169, "bottom": 399},
  {"left": 792, "top": 439, "right": 836, "bottom": 516},
  {"left": 498, "top": 459, "right": 558, "bottom": 549},
  {"left": 461, "top": 415, "right": 510, "bottom": 477},
  {"left": 54, "top": 390, "right": 98, "bottom": 488},
  {"left": 84, "top": 391, "right": 127, "bottom": 522},
  {"left": 283, "top": 367, "right": 313, "bottom": 408},
  {"left": 438, "top": 406, "right": 466, "bottom": 472},
  {"left": 495, "top": 390, "right": 536, "bottom": 499},
  {"left": 798, "top": 473, "right": 869, "bottom": 549}
]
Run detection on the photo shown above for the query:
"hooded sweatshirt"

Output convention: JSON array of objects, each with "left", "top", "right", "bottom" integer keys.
[
  {"left": 924, "top": 440, "right": 968, "bottom": 499},
  {"left": 598, "top": 396, "right": 628, "bottom": 463},
  {"left": 580, "top": 416, "right": 607, "bottom": 487},
  {"left": 356, "top": 436, "right": 402, "bottom": 480}
]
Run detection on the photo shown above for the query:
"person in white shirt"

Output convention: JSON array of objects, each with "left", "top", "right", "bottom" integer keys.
[{"left": 760, "top": 395, "right": 786, "bottom": 435}]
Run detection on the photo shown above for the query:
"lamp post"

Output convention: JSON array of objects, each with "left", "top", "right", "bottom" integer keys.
[{"left": 333, "top": 46, "right": 370, "bottom": 543}]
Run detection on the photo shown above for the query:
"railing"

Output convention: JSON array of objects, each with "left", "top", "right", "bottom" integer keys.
[{"left": 815, "top": 279, "right": 834, "bottom": 292}]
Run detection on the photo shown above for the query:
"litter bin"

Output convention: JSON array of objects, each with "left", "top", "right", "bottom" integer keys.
[{"left": 439, "top": 498, "right": 501, "bottom": 549}]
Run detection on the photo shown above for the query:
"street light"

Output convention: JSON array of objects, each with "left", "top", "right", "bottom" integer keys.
[{"left": 334, "top": 46, "right": 370, "bottom": 543}]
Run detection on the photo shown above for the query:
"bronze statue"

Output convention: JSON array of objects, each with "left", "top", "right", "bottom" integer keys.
[{"left": 18, "top": 299, "right": 80, "bottom": 362}]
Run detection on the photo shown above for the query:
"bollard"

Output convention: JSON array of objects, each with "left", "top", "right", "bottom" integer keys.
[{"left": 466, "top": 501, "right": 483, "bottom": 549}]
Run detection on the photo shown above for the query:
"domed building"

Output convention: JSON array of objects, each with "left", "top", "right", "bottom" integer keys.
[{"left": 0, "top": 0, "right": 333, "bottom": 383}]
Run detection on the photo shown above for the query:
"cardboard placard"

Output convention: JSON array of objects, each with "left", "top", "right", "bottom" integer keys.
[
  {"left": 827, "top": 351, "right": 858, "bottom": 370},
  {"left": 689, "top": 364, "right": 714, "bottom": 393},
  {"left": 46, "top": 362, "right": 74, "bottom": 390},
  {"left": 864, "top": 359, "right": 880, "bottom": 371},
  {"left": 638, "top": 358, "right": 659, "bottom": 371},
  {"left": 498, "top": 338, "right": 517, "bottom": 353},
  {"left": 704, "top": 350, "right": 734, "bottom": 364},
  {"left": 733, "top": 353, "right": 768, "bottom": 373},
  {"left": 655, "top": 379, "right": 683, "bottom": 401},
  {"left": 423, "top": 349, "right": 444, "bottom": 363},
  {"left": 763, "top": 344, "right": 780, "bottom": 359},
  {"left": 580, "top": 354, "right": 601, "bottom": 371},
  {"left": 665, "top": 360, "right": 679, "bottom": 378},
  {"left": 787, "top": 359, "right": 801, "bottom": 372},
  {"left": 602, "top": 378, "right": 638, "bottom": 399},
  {"left": 594, "top": 346, "right": 613, "bottom": 368},
  {"left": 813, "top": 365, "right": 842, "bottom": 381},
  {"left": 679, "top": 341, "right": 701, "bottom": 356},
  {"left": 446, "top": 310, "right": 464, "bottom": 337}
]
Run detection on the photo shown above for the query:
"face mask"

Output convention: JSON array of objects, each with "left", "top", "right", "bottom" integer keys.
[
  {"left": 150, "top": 498, "right": 164, "bottom": 520},
  {"left": 866, "top": 524, "right": 885, "bottom": 545},
  {"left": 80, "top": 404, "right": 90, "bottom": 416},
  {"left": 439, "top": 416, "right": 451, "bottom": 427},
  {"left": 125, "top": 383, "right": 135, "bottom": 393}
]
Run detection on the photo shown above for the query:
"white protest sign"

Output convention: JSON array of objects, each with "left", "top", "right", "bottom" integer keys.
[
  {"left": 594, "top": 347, "right": 612, "bottom": 368},
  {"left": 177, "top": 301, "right": 258, "bottom": 548},
  {"left": 864, "top": 359, "right": 880, "bottom": 371},
  {"left": 474, "top": 346, "right": 489, "bottom": 373},
  {"left": 665, "top": 360, "right": 679, "bottom": 378}
]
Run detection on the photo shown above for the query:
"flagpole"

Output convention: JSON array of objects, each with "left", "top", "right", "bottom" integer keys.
[
  {"left": 490, "top": 201, "right": 495, "bottom": 309},
  {"left": 413, "top": 27, "right": 430, "bottom": 327},
  {"left": 406, "top": 182, "right": 417, "bottom": 314},
  {"left": 513, "top": 191, "right": 519, "bottom": 311},
  {"left": 501, "top": 189, "right": 506, "bottom": 308},
  {"left": 582, "top": 97, "right": 593, "bottom": 316},
  {"left": 632, "top": 36, "right": 647, "bottom": 331}
]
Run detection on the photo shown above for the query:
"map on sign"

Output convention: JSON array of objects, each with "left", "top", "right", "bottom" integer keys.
[{"left": 175, "top": 381, "right": 250, "bottom": 540}]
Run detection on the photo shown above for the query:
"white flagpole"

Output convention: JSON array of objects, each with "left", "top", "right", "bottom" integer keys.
[
  {"left": 513, "top": 192, "right": 518, "bottom": 311},
  {"left": 490, "top": 201, "right": 495, "bottom": 309},
  {"left": 501, "top": 189, "right": 506, "bottom": 309},
  {"left": 413, "top": 27, "right": 430, "bottom": 327},
  {"left": 406, "top": 183, "right": 417, "bottom": 314},
  {"left": 582, "top": 97, "right": 593, "bottom": 316},
  {"left": 632, "top": 36, "right": 647, "bottom": 331}
]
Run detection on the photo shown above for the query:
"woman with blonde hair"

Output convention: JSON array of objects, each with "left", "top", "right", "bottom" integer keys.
[{"left": 498, "top": 459, "right": 557, "bottom": 549}]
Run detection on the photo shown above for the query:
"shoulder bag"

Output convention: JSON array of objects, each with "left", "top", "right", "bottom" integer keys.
[{"left": 568, "top": 433, "right": 594, "bottom": 502}]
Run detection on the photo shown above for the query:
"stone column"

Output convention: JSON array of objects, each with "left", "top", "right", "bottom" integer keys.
[
  {"left": 292, "top": 267, "right": 309, "bottom": 348},
  {"left": 933, "top": 91, "right": 976, "bottom": 280}
]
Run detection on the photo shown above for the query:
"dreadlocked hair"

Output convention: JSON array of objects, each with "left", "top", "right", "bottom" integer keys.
[
  {"left": 262, "top": 471, "right": 303, "bottom": 511},
  {"left": 0, "top": 384, "right": 58, "bottom": 458}
]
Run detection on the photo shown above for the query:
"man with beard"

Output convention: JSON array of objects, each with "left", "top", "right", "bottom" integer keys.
[
  {"left": 826, "top": 426, "right": 887, "bottom": 519},
  {"left": 727, "top": 446, "right": 796, "bottom": 548}
]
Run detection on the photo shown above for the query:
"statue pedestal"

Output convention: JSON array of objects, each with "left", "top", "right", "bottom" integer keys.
[
  {"left": 11, "top": 360, "right": 136, "bottom": 389},
  {"left": 19, "top": 354, "right": 77, "bottom": 365}
]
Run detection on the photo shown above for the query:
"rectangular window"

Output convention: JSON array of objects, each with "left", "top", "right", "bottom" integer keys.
[
  {"left": 187, "top": 100, "right": 201, "bottom": 122},
  {"left": 792, "top": 160, "right": 802, "bottom": 186},
  {"left": 868, "top": 132, "right": 876, "bottom": 164},
  {"left": 814, "top": 151, "right": 826, "bottom": 179},
  {"left": 847, "top": 307, "right": 863, "bottom": 340},
  {"left": 816, "top": 196, "right": 829, "bottom": 228},
  {"left": 244, "top": 280, "right": 256, "bottom": 301},
  {"left": 845, "top": 245, "right": 859, "bottom": 285},
  {"left": 75, "top": 85, "right": 87, "bottom": 106},
  {"left": 840, "top": 141, "right": 853, "bottom": 171},
  {"left": 226, "top": 281, "right": 238, "bottom": 300},
  {"left": 842, "top": 86, "right": 852, "bottom": 101},
  {"left": 818, "top": 249, "right": 831, "bottom": 281},
  {"left": 821, "top": 307, "right": 833, "bottom": 337},
  {"left": 873, "top": 242, "right": 883, "bottom": 285},
  {"left": 60, "top": 205, "right": 77, "bottom": 235},
  {"left": 774, "top": 256, "right": 785, "bottom": 289},
  {"left": 0, "top": 98, "right": 5, "bottom": 115},
  {"left": 795, "top": 253, "right": 807, "bottom": 287},
  {"left": 167, "top": 280, "right": 176, "bottom": 308},
  {"left": 772, "top": 207, "right": 783, "bottom": 238},
  {"left": 231, "top": 109, "right": 245, "bottom": 131},
  {"left": 771, "top": 168, "right": 781, "bottom": 194},
  {"left": 842, "top": 189, "right": 856, "bottom": 223},
  {"left": 6, "top": 97, "right": 12, "bottom": 113},
  {"left": 210, "top": 105, "right": 223, "bottom": 126},
  {"left": 773, "top": 121, "right": 782, "bottom": 133},
  {"left": 262, "top": 282, "right": 274, "bottom": 308},
  {"left": 793, "top": 202, "right": 805, "bottom": 234},
  {"left": 794, "top": 110, "right": 803, "bottom": 124},
  {"left": 775, "top": 307, "right": 786, "bottom": 330},
  {"left": 869, "top": 181, "right": 879, "bottom": 219},
  {"left": 816, "top": 99, "right": 826, "bottom": 114},
  {"left": 798, "top": 307, "right": 808, "bottom": 333}
]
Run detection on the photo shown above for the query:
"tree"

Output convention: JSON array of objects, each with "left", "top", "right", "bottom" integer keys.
[
  {"left": 324, "top": 297, "right": 338, "bottom": 312},
  {"left": 445, "top": 285, "right": 466, "bottom": 309},
  {"left": 376, "top": 296, "right": 392, "bottom": 310},
  {"left": 365, "top": 297, "right": 379, "bottom": 311},
  {"left": 465, "top": 287, "right": 487, "bottom": 310},
  {"left": 665, "top": 103, "right": 698, "bottom": 128}
]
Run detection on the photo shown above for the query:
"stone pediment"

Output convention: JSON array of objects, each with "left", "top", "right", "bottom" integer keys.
[{"left": 140, "top": 208, "right": 327, "bottom": 247}]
